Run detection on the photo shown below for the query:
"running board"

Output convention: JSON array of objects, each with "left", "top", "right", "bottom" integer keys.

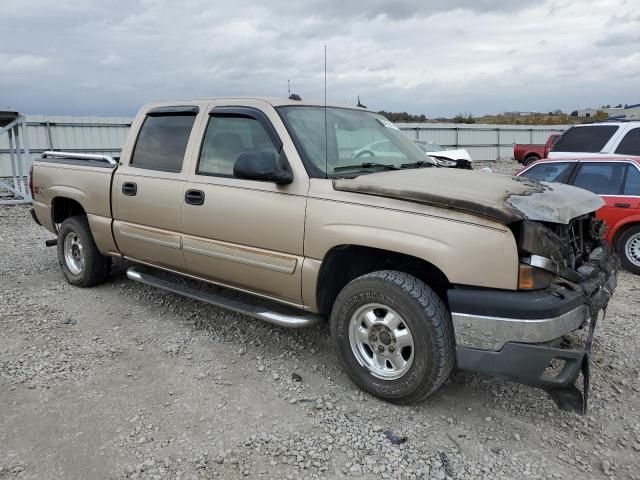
[{"left": 126, "top": 266, "right": 323, "bottom": 328}]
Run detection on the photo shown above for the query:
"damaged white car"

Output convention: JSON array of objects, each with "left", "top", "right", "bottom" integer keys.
[
  {"left": 414, "top": 140, "right": 473, "bottom": 169},
  {"left": 352, "top": 139, "right": 473, "bottom": 169}
]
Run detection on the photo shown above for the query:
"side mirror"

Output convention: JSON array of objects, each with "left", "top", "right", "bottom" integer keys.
[{"left": 233, "top": 151, "right": 293, "bottom": 185}]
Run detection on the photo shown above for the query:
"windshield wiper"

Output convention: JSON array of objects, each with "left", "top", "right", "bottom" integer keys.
[
  {"left": 400, "top": 160, "right": 436, "bottom": 169},
  {"left": 334, "top": 162, "right": 399, "bottom": 172}
]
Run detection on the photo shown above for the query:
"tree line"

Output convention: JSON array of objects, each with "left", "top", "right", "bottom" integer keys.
[{"left": 377, "top": 110, "right": 607, "bottom": 125}]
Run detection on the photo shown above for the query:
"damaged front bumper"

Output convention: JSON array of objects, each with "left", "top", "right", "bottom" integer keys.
[
  {"left": 456, "top": 340, "right": 591, "bottom": 412},
  {"left": 448, "top": 246, "right": 617, "bottom": 414}
]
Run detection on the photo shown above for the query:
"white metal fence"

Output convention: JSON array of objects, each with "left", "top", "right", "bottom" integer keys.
[
  {"left": 0, "top": 115, "right": 32, "bottom": 204},
  {"left": 0, "top": 115, "right": 132, "bottom": 178},
  {"left": 396, "top": 123, "right": 570, "bottom": 161}
]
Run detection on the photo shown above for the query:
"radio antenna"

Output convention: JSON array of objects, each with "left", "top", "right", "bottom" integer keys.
[
  {"left": 287, "top": 79, "right": 291, "bottom": 97},
  {"left": 324, "top": 44, "right": 328, "bottom": 179}
]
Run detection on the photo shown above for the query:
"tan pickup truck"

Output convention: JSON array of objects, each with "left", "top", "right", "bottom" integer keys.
[{"left": 29, "top": 97, "right": 617, "bottom": 412}]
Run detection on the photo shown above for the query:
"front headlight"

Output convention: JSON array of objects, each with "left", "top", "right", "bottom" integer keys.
[{"left": 514, "top": 220, "right": 569, "bottom": 271}]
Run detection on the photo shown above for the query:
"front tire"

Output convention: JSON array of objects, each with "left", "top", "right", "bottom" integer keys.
[
  {"left": 330, "top": 270, "right": 455, "bottom": 403},
  {"left": 524, "top": 155, "right": 540, "bottom": 166},
  {"left": 57, "top": 216, "right": 111, "bottom": 287},
  {"left": 616, "top": 225, "right": 640, "bottom": 275}
]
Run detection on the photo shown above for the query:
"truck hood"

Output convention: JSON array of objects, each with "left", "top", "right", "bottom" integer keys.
[{"left": 332, "top": 168, "right": 604, "bottom": 225}]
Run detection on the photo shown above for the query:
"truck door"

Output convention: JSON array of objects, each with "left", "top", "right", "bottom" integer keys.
[
  {"left": 180, "top": 105, "right": 308, "bottom": 305},
  {"left": 112, "top": 105, "right": 202, "bottom": 270}
]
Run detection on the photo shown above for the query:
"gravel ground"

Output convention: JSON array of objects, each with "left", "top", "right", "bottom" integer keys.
[
  {"left": 475, "top": 158, "right": 523, "bottom": 175},
  {"left": 2, "top": 161, "right": 639, "bottom": 479}
]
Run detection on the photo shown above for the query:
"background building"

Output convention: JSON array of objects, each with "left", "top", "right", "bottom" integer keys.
[{"left": 577, "top": 103, "right": 640, "bottom": 120}]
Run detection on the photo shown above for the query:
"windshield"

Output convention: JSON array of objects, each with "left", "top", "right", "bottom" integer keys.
[
  {"left": 520, "top": 162, "right": 575, "bottom": 183},
  {"left": 277, "top": 106, "right": 434, "bottom": 177},
  {"left": 415, "top": 141, "right": 446, "bottom": 153}
]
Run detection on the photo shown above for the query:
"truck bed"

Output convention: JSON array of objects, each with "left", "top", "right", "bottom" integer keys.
[{"left": 31, "top": 151, "right": 118, "bottom": 253}]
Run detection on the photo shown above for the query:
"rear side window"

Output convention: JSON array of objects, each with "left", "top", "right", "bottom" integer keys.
[
  {"left": 623, "top": 166, "right": 640, "bottom": 195},
  {"left": 615, "top": 128, "right": 640, "bottom": 155},
  {"left": 520, "top": 162, "right": 574, "bottom": 183},
  {"left": 552, "top": 126, "right": 618, "bottom": 153},
  {"left": 131, "top": 114, "right": 197, "bottom": 172},
  {"left": 571, "top": 162, "right": 626, "bottom": 195}
]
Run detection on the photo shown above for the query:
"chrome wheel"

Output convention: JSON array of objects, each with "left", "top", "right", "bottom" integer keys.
[
  {"left": 625, "top": 232, "right": 640, "bottom": 268},
  {"left": 63, "top": 232, "right": 85, "bottom": 275},
  {"left": 348, "top": 303, "right": 414, "bottom": 380}
]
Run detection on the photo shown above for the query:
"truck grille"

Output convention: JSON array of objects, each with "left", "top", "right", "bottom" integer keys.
[{"left": 550, "top": 214, "right": 604, "bottom": 271}]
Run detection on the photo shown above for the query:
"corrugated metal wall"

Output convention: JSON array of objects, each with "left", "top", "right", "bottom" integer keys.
[
  {"left": 0, "top": 115, "right": 132, "bottom": 176},
  {"left": 397, "top": 123, "right": 570, "bottom": 161},
  {"left": 1, "top": 115, "right": 571, "bottom": 177}
]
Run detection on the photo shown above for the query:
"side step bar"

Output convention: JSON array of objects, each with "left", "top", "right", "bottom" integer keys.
[{"left": 126, "top": 266, "right": 323, "bottom": 329}]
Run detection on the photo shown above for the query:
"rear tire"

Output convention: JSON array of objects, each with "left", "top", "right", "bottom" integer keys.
[
  {"left": 330, "top": 270, "right": 455, "bottom": 404},
  {"left": 616, "top": 225, "right": 640, "bottom": 275},
  {"left": 524, "top": 155, "right": 540, "bottom": 166},
  {"left": 57, "top": 216, "right": 111, "bottom": 287}
]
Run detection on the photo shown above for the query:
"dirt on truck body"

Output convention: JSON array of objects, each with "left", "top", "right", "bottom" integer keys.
[
  {"left": 29, "top": 97, "right": 617, "bottom": 413},
  {"left": 332, "top": 168, "right": 603, "bottom": 224}
]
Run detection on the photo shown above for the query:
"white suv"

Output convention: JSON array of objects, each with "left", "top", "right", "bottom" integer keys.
[{"left": 548, "top": 121, "right": 640, "bottom": 159}]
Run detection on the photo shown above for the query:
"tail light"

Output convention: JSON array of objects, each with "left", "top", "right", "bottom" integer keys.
[{"left": 29, "top": 165, "right": 35, "bottom": 198}]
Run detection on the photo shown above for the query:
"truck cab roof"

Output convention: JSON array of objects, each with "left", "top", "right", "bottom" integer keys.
[{"left": 141, "top": 97, "right": 369, "bottom": 111}]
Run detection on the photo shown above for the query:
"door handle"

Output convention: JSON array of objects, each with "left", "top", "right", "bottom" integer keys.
[
  {"left": 122, "top": 182, "right": 137, "bottom": 196},
  {"left": 614, "top": 202, "right": 631, "bottom": 208},
  {"left": 185, "top": 189, "right": 205, "bottom": 205}
]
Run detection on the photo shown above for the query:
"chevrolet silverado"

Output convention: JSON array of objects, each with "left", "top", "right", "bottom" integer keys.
[{"left": 29, "top": 97, "right": 617, "bottom": 412}]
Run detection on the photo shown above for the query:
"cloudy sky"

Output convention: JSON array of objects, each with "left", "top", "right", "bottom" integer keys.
[{"left": 1, "top": 0, "right": 639, "bottom": 117}]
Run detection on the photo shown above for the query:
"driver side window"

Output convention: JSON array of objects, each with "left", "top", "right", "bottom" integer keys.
[{"left": 197, "top": 115, "right": 279, "bottom": 177}]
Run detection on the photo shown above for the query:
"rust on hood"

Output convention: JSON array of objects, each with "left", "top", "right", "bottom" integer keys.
[{"left": 332, "top": 169, "right": 604, "bottom": 225}]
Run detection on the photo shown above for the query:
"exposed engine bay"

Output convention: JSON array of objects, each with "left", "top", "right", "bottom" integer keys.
[{"left": 513, "top": 215, "right": 618, "bottom": 313}]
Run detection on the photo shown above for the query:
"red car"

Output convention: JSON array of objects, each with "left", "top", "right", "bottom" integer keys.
[
  {"left": 513, "top": 133, "right": 562, "bottom": 166},
  {"left": 517, "top": 156, "right": 640, "bottom": 274}
]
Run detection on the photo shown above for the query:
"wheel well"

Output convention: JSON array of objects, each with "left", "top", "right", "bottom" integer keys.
[
  {"left": 316, "top": 245, "right": 451, "bottom": 315},
  {"left": 52, "top": 197, "right": 86, "bottom": 225},
  {"left": 611, "top": 222, "right": 640, "bottom": 249}
]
